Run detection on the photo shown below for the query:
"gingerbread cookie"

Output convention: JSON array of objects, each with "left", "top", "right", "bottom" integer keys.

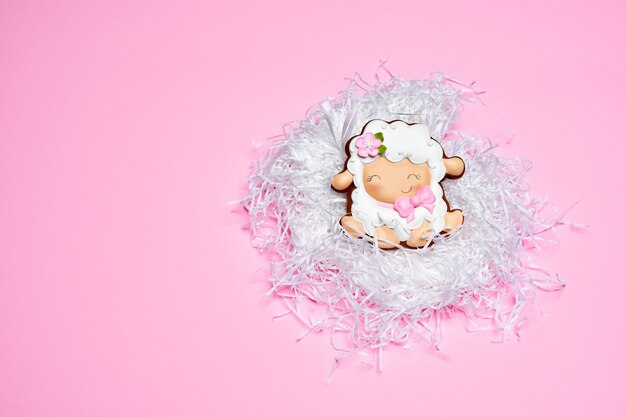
[{"left": 331, "top": 120, "right": 465, "bottom": 249}]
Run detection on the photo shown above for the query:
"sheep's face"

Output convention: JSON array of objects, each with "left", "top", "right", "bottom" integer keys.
[{"left": 362, "top": 157, "right": 431, "bottom": 204}]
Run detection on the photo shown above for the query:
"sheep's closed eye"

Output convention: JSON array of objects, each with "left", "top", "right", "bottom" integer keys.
[
  {"left": 408, "top": 173, "right": 422, "bottom": 180},
  {"left": 366, "top": 175, "right": 381, "bottom": 182}
]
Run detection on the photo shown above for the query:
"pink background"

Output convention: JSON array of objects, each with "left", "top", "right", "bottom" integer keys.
[{"left": 1, "top": 0, "right": 625, "bottom": 416}]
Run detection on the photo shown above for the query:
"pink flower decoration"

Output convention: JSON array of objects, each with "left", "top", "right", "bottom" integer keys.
[{"left": 355, "top": 132, "right": 382, "bottom": 158}]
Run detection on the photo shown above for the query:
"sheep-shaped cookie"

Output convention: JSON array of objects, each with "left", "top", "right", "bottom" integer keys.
[{"left": 331, "top": 120, "right": 465, "bottom": 248}]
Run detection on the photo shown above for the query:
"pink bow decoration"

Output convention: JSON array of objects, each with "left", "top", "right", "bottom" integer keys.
[{"left": 383, "top": 186, "right": 436, "bottom": 222}]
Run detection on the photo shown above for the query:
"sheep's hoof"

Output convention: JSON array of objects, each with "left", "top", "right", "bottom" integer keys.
[
  {"left": 375, "top": 226, "right": 400, "bottom": 249},
  {"left": 406, "top": 221, "right": 432, "bottom": 248},
  {"left": 443, "top": 210, "right": 464, "bottom": 232},
  {"left": 340, "top": 215, "right": 365, "bottom": 238},
  {"left": 406, "top": 232, "right": 432, "bottom": 248}
]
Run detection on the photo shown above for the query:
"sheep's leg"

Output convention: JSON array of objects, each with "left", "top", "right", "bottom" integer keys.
[
  {"left": 375, "top": 226, "right": 400, "bottom": 249},
  {"left": 407, "top": 221, "right": 433, "bottom": 248},
  {"left": 443, "top": 210, "right": 464, "bottom": 232},
  {"left": 340, "top": 215, "right": 365, "bottom": 238}
]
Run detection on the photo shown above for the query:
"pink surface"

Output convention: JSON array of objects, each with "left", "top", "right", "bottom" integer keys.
[{"left": 1, "top": 1, "right": 625, "bottom": 416}]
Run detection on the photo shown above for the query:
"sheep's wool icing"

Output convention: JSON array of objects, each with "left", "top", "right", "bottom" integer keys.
[{"left": 348, "top": 120, "right": 447, "bottom": 241}]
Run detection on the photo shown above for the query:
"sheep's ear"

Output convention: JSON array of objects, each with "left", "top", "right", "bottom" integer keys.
[
  {"left": 443, "top": 157, "right": 465, "bottom": 177},
  {"left": 331, "top": 170, "right": 354, "bottom": 191}
]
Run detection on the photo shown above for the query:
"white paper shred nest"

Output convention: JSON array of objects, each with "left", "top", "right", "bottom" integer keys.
[{"left": 242, "top": 71, "right": 568, "bottom": 373}]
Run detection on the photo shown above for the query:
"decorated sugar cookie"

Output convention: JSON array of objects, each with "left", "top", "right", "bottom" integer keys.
[{"left": 331, "top": 120, "right": 465, "bottom": 248}]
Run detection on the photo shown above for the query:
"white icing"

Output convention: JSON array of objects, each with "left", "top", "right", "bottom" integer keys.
[{"left": 347, "top": 120, "right": 448, "bottom": 241}]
